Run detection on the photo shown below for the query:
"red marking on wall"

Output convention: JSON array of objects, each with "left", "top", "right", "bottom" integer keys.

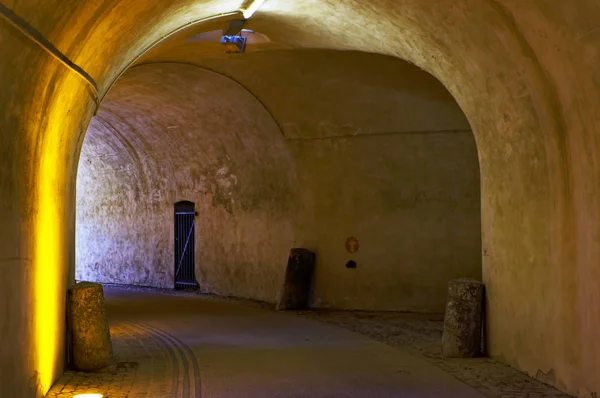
[{"left": 345, "top": 237, "right": 360, "bottom": 253}]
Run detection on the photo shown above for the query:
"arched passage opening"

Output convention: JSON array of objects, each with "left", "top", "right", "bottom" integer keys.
[
  {"left": 75, "top": 50, "right": 481, "bottom": 314},
  {"left": 75, "top": 64, "right": 297, "bottom": 301},
  {"left": 0, "top": 1, "right": 598, "bottom": 397}
]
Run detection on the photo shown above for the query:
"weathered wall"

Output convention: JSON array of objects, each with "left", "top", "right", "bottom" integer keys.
[
  {"left": 0, "top": 12, "right": 96, "bottom": 397},
  {"left": 281, "top": 53, "right": 480, "bottom": 313},
  {"left": 193, "top": 50, "right": 480, "bottom": 312},
  {"left": 291, "top": 132, "right": 480, "bottom": 312},
  {"left": 77, "top": 64, "right": 296, "bottom": 303},
  {"left": 283, "top": 52, "right": 479, "bottom": 313},
  {"left": 0, "top": 4, "right": 247, "bottom": 395},
  {"left": 1, "top": 0, "right": 600, "bottom": 396},
  {"left": 77, "top": 51, "right": 480, "bottom": 313}
]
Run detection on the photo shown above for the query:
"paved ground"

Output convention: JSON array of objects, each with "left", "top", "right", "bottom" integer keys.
[
  {"left": 292, "top": 310, "right": 573, "bottom": 398},
  {"left": 47, "top": 286, "right": 572, "bottom": 398}
]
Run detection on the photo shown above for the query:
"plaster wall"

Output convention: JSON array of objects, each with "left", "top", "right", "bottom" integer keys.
[
  {"left": 76, "top": 53, "right": 480, "bottom": 313},
  {"left": 281, "top": 53, "right": 480, "bottom": 313},
  {"left": 291, "top": 132, "right": 480, "bottom": 312},
  {"left": 1, "top": 1, "right": 600, "bottom": 396},
  {"left": 203, "top": 50, "right": 480, "bottom": 312},
  {"left": 0, "top": 16, "right": 95, "bottom": 397},
  {"left": 76, "top": 64, "right": 296, "bottom": 303}
]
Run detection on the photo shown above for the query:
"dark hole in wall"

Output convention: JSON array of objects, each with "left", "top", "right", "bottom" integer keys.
[{"left": 346, "top": 260, "right": 357, "bottom": 269}]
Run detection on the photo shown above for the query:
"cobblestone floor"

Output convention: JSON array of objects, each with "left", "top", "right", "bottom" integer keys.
[
  {"left": 46, "top": 321, "right": 177, "bottom": 398},
  {"left": 46, "top": 285, "right": 575, "bottom": 398}
]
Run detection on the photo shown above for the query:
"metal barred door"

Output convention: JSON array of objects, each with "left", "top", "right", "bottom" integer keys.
[{"left": 174, "top": 201, "right": 197, "bottom": 288}]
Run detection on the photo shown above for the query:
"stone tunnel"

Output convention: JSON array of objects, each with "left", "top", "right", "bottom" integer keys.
[{"left": 0, "top": 1, "right": 599, "bottom": 397}]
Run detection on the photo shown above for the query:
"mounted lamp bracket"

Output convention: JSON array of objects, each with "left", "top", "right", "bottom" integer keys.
[{"left": 221, "top": 20, "right": 247, "bottom": 53}]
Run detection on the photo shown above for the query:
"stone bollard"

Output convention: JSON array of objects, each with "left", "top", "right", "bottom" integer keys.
[
  {"left": 68, "top": 282, "right": 114, "bottom": 372},
  {"left": 442, "top": 278, "right": 484, "bottom": 358},
  {"left": 277, "top": 248, "right": 316, "bottom": 310}
]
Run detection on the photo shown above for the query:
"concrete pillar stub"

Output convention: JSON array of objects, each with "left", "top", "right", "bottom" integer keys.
[
  {"left": 67, "top": 282, "right": 114, "bottom": 372},
  {"left": 441, "top": 278, "right": 484, "bottom": 358}
]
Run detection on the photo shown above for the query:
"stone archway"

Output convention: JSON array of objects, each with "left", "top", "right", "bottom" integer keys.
[{"left": 0, "top": 2, "right": 598, "bottom": 397}]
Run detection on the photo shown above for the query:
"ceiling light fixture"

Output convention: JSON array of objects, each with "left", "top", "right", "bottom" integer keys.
[
  {"left": 221, "top": 20, "right": 247, "bottom": 53},
  {"left": 241, "top": 0, "right": 266, "bottom": 19}
]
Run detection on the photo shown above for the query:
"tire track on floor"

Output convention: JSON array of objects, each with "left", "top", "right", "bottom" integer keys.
[
  {"left": 128, "top": 320, "right": 202, "bottom": 398},
  {"left": 123, "top": 320, "right": 181, "bottom": 398}
]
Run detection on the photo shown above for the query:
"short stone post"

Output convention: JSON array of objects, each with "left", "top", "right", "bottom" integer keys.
[
  {"left": 277, "top": 248, "right": 316, "bottom": 310},
  {"left": 68, "top": 282, "right": 114, "bottom": 371},
  {"left": 442, "top": 278, "right": 484, "bottom": 358}
]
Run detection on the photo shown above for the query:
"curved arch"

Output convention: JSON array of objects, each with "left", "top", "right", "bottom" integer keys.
[
  {"left": 0, "top": 2, "right": 599, "bottom": 397},
  {"left": 100, "top": 11, "right": 243, "bottom": 103},
  {"left": 78, "top": 52, "right": 481, "bottom": 315},
  {"left": 175, "top": 200, "right": 196, "bottom": 209},
  {"left": 131, "top": 60, "right": 287, "bottom": 138},
  {"left": 76, "top": 62, "right": 299, "bottom": 301}
]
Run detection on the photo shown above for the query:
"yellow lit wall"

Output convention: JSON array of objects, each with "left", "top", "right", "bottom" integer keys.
[
  {"left": 0, "top": 1, "right": 599, "bottom": 397},
  {"left": 2, "top": 4, "right": 256, "bottom": 396},
  {"left": 29, "top": 68, "right": 96, "bottom": 393},
  {"left": 33, "top": 97, "right": 66, "bottom": 392}
]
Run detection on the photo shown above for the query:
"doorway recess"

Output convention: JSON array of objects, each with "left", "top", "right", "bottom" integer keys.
[{"left": 174, "top": 201, "right": 197, "bottom": 289}]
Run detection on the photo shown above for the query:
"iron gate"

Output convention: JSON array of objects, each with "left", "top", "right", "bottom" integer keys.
[{"left": 174, "top": 201, "right": 197, "bottom": 288}]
